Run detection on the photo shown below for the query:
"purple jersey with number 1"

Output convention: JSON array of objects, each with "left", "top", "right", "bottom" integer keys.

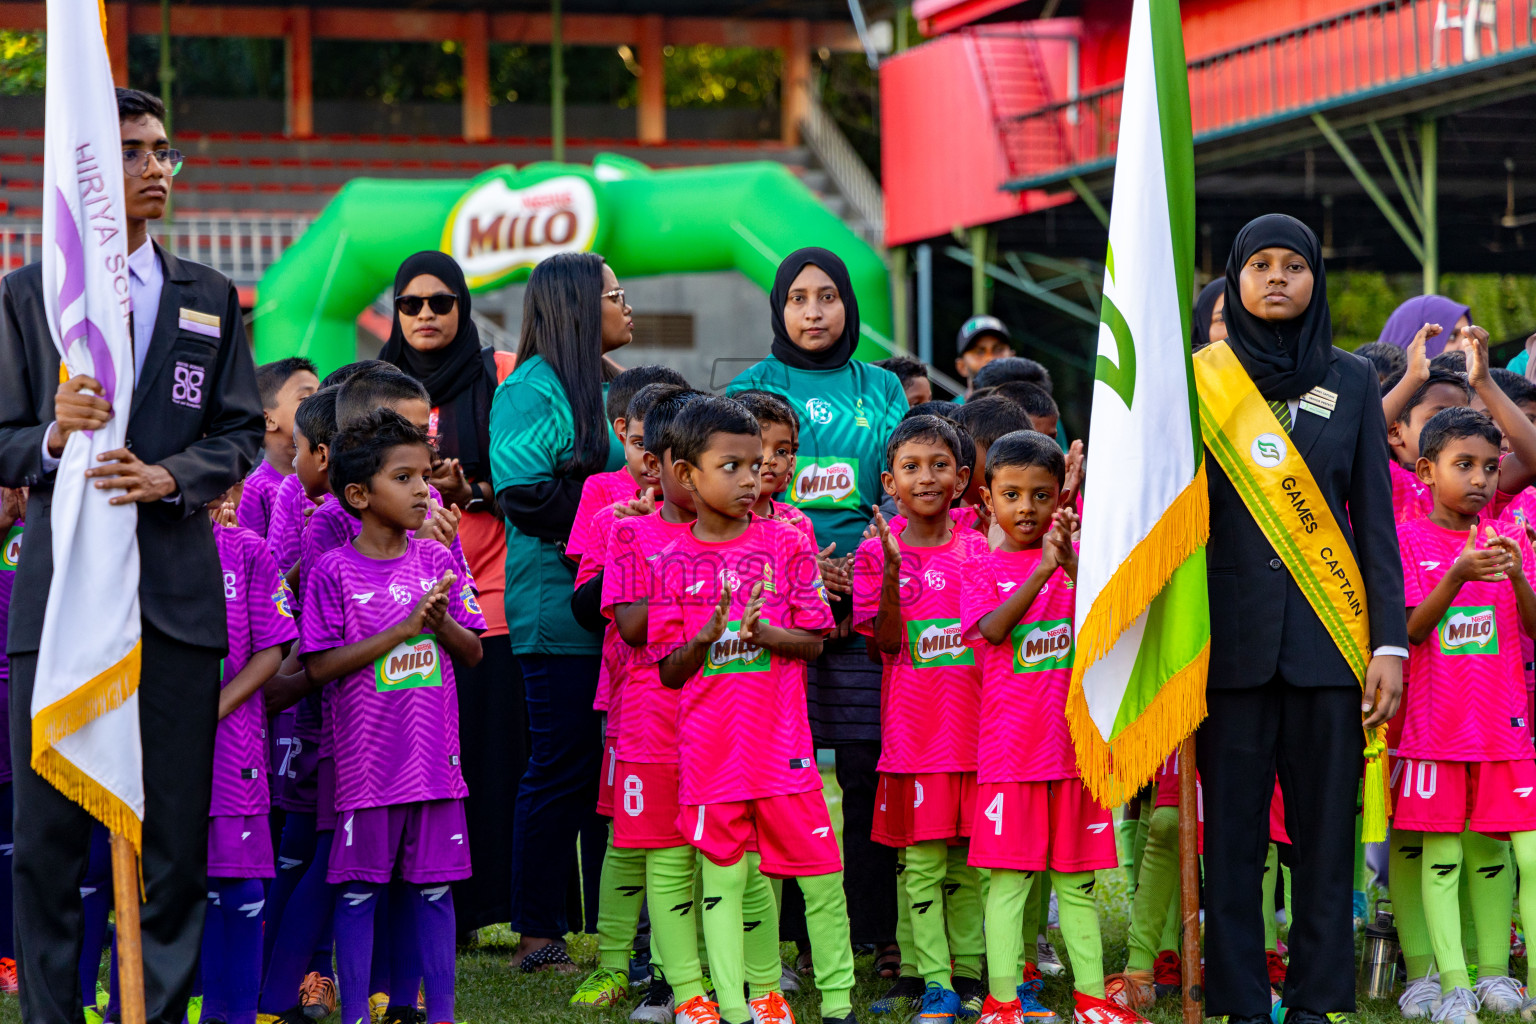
[
  {"left": 300, "top": 538, "right": 484, "bottom": 811},
  {"left": 212, "top": 524, "right": 299, "bottom": 816},
  {"left": 0, "top": 518, "right": 22, "bottom": 784}
]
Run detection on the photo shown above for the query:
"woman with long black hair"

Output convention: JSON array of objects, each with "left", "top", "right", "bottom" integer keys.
[
  {"left": 380, "top": 250, "right": 522, "bottom": 937},
  {"left": 489, "top": 251, "right": 633, "bottom": 970}
]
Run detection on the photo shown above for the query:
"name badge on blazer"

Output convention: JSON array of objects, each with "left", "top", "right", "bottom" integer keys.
[
  {"left": 177, "top": 308, "right": 221, "bottom": 339},
  {"left": 1300, "top": 385, "right": 1337, "bottom": 420}
]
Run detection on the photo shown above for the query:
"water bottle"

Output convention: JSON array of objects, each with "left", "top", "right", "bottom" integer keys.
[{"left": 1358, "top": 899, "right": 1400, "bottom": 999}]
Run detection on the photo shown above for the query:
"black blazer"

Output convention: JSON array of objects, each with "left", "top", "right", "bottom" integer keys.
[
  {"left": 1206, "top": 346, "right": 1409, "bottom": 689},
  {"left": 0, "top": 244, "right": 263, "bottom": 655}
]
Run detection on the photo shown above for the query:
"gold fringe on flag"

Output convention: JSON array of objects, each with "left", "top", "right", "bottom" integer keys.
[
  {"left": 1067, "top": 462, "right": 1210, "bottom": 807},
  {"left": 31, "top": 640, "right": 142, "bottom": 855}
]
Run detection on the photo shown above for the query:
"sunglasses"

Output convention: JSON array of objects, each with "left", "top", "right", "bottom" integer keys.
[{"left": 395, "top": 294, "right": 457, "bottom": 317}]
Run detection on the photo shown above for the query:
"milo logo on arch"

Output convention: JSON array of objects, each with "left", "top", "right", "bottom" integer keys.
[
  {"left": 1012, "top": 618, "right": 1074, "bottom": 673},
  {"left": 376, "top": 634, "right": 444, "bottom": 691},
  {"left": 907, "top": 619, "right": 973, "bottom": 668},
  {"left": 789, "top": 457, "right": 860, "bottom": 510},
  {"left": 705, "top": 622, "right": 770, "bottom": 676},
  {"left": 1439, "top": 606, "right": 1497, "bottom": 655}
]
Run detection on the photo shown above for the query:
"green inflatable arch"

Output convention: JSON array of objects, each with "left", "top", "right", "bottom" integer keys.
[{"left": 253, "top": 154, "right": 893, "bottom": 373}]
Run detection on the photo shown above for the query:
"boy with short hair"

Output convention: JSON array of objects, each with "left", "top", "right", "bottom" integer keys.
[
  {"left": 1396, "top": 406, "right": 1536, "bottom": 1024},
  {"left": 301, "top": 410, "right": 484, "bottom": 1024},
  {"left": 874, "top": 357, "right": 933, "bottom": 407},
  {"left": 855, "top": 416, "right": 987, "bottom": 1022},
  {"left": 643, "top": 397, "right": 856, "bottom": 1024},
  {"left": 954, "top": 397, "right": 1032, "bottom": 510},
  {"left": 243, "top": 358, "right": 319, "bottom": 538},
  {"left": 962, "top": 431, "right": 1141, "bottom": 1024},
  {"left": 205, "top": 491, "right": 299, "bottom": 1024},
  {"left": 986, "top": 382, "right": 1059, "bottom": 439}
]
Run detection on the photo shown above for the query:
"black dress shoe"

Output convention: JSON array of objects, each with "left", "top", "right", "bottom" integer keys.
[{"left": 1226, "top": 1014, "right": 1275, "bottom": 1024}]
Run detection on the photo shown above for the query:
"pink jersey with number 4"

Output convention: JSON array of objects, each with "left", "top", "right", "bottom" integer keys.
[
  {"left": 299, "top": 538, "right": 486, "bottom": 811},
  {"left": 601, "top": 511, "right": 693, "bottom": 764},
  {"left": 212, "top": 524, "right": 299, "bottom": 816},
  {"left": 852, "top": 528, "right": 986, "bottom": 774},
  {"left": 646, "top": 516, "right": 834, "bottom": 805},
  {"left": 961, "top": 546, "right": 1079, "bottom": 782},
  {"left": 567, "top": 467, "right": 644, "bottom": 565},
  {"left": 1398, "top": 516, "right": 1536, "bottom": 762}
]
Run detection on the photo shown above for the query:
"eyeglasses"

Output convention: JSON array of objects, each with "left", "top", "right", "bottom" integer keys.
[
  {"left": 395, "top": 294, "right": 457, "bottom": 317},
  {"left": 122, "top": 148, "right": 184, "bottom": 177},
  {"left": 603, "top": 288, "right": 626, "bottom": 306}
]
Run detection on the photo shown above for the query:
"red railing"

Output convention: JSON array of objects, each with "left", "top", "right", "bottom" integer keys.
[{"left": 998, "top": 0, "right": 1536, "bottom": 189}]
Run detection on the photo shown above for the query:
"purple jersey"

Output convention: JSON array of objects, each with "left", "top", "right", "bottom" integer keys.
[
  {"left": 267, "top": 472, "right": 316, "bottom": 572},
  {"left": 303, "top": 492, "right": 474, "bottom": 594},
  {"left": 212, "top": 525, "right": 299, "bottom": 816},
  {"left": 299, "top": 538, "right": 484, "bottom": 811},
  {"left": 0, "top": 518, "right": 20, "bottom": 784},
  {"left": 238, "top": 460, "right": 286, "bottom": 539}
]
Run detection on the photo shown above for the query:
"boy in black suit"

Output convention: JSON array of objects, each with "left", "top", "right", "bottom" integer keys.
[{"left": 0, "top": 88, "right": 262, "bottom": 1024}]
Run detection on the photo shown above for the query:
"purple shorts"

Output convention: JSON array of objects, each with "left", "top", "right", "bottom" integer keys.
[
  {"left": 316, "top": 756, "right": 336, "bottom": 832},
  {"left": 326, "top": 799, "right": 471, "bottom": 884},
  {"left": 208, "top": 813, "right": 275, "bottom": 878},
  {"left": 274, "top": 696, "right": 322, "bottom": 813}
]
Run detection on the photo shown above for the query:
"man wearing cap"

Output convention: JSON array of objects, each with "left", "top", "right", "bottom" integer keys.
[{"left": 954, "top": 315, "right": 1016, "bottom": 401}]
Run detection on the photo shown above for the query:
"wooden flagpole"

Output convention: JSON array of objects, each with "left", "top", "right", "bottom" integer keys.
[
  {"left": 1178, "top": 734, "right": 1202, "bottom": 1024},
  {"left": 109, "top": 833, "right": 147, "bottom": 1024}
]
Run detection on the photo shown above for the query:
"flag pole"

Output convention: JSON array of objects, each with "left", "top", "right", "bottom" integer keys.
[
  {"left": 1178, "top": 734, "right": 1201, "bottom": 1024},
  {"left": 110, "top": 833, "right": 147, "bottom": 1024}
]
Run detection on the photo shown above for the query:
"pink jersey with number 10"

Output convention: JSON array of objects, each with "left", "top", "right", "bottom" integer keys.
[
  {"left": 646, "top": 516, "right": 834, "bottom": 805},
  {"left": 961, "top": 545, "right": 1079, "bottom": 783}
]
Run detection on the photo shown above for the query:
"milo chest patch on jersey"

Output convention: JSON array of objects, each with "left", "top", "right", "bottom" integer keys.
[
  {"left": 788, "top": 457, "right": 860, "bottom": 510},
  {"left": 1439, "top": 606, "right": 1497, "bottom": 655},
  {"left": 376, "top": 634, "right": 444, "bottom": 691},
  {"left": 705, "top": 622, "right": 770, "bottom": 676},
  {"left": 906, "top": 619, "right": 973, "bottom": 668},
  {"left": 1012, "top": 618, "right": 1074, "bottom": 673},
  {"left": 2, "top": 523, "right": 21, "bottom": 571}
]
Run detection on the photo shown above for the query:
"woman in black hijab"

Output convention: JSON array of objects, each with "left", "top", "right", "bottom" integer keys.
[
  {"left": 1196, "top": 215, "right": 1405, "bottom": 1024},
  {"left": 382, "top": 250, "right": 525, "bottom": 936},
  {"left": 1191, "top": 278, "right": 1227, "bottom": 351}
]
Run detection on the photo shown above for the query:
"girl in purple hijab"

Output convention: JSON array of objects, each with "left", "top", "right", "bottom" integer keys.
[{"left": 1377, "top": 294, "right": 1471, "bottom": 359}]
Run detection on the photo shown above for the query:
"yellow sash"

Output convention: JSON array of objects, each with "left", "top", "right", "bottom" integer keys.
[{"left": 1194, "top": 340, "right": 1390, "bottom": 840}]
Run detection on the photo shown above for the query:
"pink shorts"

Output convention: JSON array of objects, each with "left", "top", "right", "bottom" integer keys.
[
  {"left": 612, "top": 760, "right": 686, "bottom": 849},
  {"left": 596, "top": 736, "right": 619, "bottom": 818},
  {"left": 327, "top": 799, "right": 472, "bottom": 884},
  {"left": 968, "top": 778, "right": 1118, "bottom": 872},
  {"left": 1391, "top": 757, "right": 1536, "bottom": 835},
  {"left": 679, "top": 789, "right": 842, "bottom": 878},
  {"left": 207, "top": 813, "right": 275, "bottom": 879},
  {"left": 872, "top": 771, "right": 977, "bottom": 847},
  {"left": 316, "top": 755, "right": 337, "bottom": 832}
]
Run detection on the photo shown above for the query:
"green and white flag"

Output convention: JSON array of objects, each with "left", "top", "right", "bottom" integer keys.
[{"left": 1067, "top": 0, "right": 1209, "bottom": 806}]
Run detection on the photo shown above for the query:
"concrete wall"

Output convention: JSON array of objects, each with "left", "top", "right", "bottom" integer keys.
[{"left": 483, "top": 269, "right": 772, "bottom": 392}]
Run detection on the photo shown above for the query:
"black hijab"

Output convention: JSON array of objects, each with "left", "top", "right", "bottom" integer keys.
[
  {"left": 769, "top": 247, "right": 861, "bottom": 372},
  {"left": 1191, "top": 279, "right": 1224, "bottom": 351},
  {"left": 379, "top": 250, "right": 497, "bottom": 480},
  {"left": 1222, "top": 214, "right": 1332, "bottom": 400}
]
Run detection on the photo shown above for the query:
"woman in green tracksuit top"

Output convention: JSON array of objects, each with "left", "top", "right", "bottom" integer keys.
[
  {"left": 489, "top": 251, "right": 631, "bottom": 970},
  {"left": 726, "top": 246, "right": 907, "bottom": 958}
]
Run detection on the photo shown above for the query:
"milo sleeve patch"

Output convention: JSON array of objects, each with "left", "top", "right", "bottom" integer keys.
[
  {"left": 704, "top": 621, "right": 771, "bottom": 676},
  {"left": 788, "top": 457, "right": 861, "bottom": 510},
  {"left": 376, "top": 634, "right": 445, "bottom": 691},
  {"left": 907, "top": 619, "right": 973, "bottom": 668},
  {"left": 1439, "top": 606, "right": 1497, "bottom": 655},
  {"left": 1012, "top": 618, "right": 1074, "bottom": 673}
]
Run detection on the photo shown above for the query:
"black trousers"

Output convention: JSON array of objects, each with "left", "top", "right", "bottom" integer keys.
[
  {"left": 10, "top": 623, "right": 219, "bottom": 1024},
  {"left": 1197, "top": 680, "right": 1362, "bottom": 1018}
]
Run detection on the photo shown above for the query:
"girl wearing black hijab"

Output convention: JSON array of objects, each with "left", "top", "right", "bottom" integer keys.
[
  {"left": 1195, "top": 215, "right": 1406, "bottom": 1024},
  {"left": 726, "top": 248, "right": 909, "bottom": 976},
  {"left": 1191, "top": 278, "right": 1227, "bottom": 351},
  {"left": 381, "top": 251, "right": 525, "bottom": 937}
]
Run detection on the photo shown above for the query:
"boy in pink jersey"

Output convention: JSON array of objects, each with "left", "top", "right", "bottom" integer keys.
[
  {"left": 240, "top": 358, "right": 318, "bottom": 539},
  {"left": 1393, "top": 407, "right": 1536, "bottom": 1023},
  {"left": 641, "top": 396, "right": 855, "bottom": 1024},
  {"left": 960, "top": 431, "right": 1140, "bottom": 1024},
  {"left": 205, "top": 500, "right": 298, "bottom": 1024},
  {"left": 853, "top": 415, "right": 987, "bottom": 1023},
  {"left": 300, "top": 411, "right": 483, "bottom": 1024}
]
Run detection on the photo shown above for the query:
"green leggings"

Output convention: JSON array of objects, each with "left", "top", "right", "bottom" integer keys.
[
  {"left": 644, "top": 845, "right": 707, "bottom": 1003},
  {"left": 1422, "top": 830, "right": 1527, "bottom": 993},
  {"left": 903, "top": 841, "right": 985, "bottom": 988},
  {"left": 595, "top": 828, "right": 648, "bottom": 973},
  {"left": 1124, "top": 807, "right": 1178, "bottom": 973},
  {"left": 985, "top": 868, "right": 1104, "bottom": 1003}
]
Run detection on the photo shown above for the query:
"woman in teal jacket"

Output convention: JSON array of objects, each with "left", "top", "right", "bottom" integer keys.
[
  {"left": 489, "top": 252, "right": 631, "bottom": 969},
  {"left": 726, "top": 247, "right": 907, "bottom": 966}
]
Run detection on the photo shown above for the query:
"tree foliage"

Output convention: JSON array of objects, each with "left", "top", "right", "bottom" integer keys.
[
  {"left": 1329, "top": 271, "right": 1536, "bottom": 353},
  {"left": 0, "top": 31, "right": 45, "bottom": 95}
]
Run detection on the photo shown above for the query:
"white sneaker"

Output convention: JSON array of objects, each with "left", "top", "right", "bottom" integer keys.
[
  {"left": 1401, "top": 975, "right": 1443, "bottom": 1019},
  {"left": 1475, "top": 975, "right": 1525, "bottom": 1014},
  {"left": 778, "top": 962, "right": 800, "bottom": 995},
  {"left": 630, "top": 977, "right": 676, "bottom": 1023},
  {"left": 749, "top": 991, "right": 795, "bottom": 1024},
  {"left": 1431, "top": 986, "right": 1481, "bottom": 1024},
  {"left": 1036, "top": 936, "right": 1065, "bottom": 977}
]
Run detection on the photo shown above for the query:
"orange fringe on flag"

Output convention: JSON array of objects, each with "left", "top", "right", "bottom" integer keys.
[{"left": 1068, "top": 463, "right": 1210, "bottom": 807}]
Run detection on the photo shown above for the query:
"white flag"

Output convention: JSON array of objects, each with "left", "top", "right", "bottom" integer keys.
[{"left": 37, "top": 0, "right": 144, "bottom": 849}]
